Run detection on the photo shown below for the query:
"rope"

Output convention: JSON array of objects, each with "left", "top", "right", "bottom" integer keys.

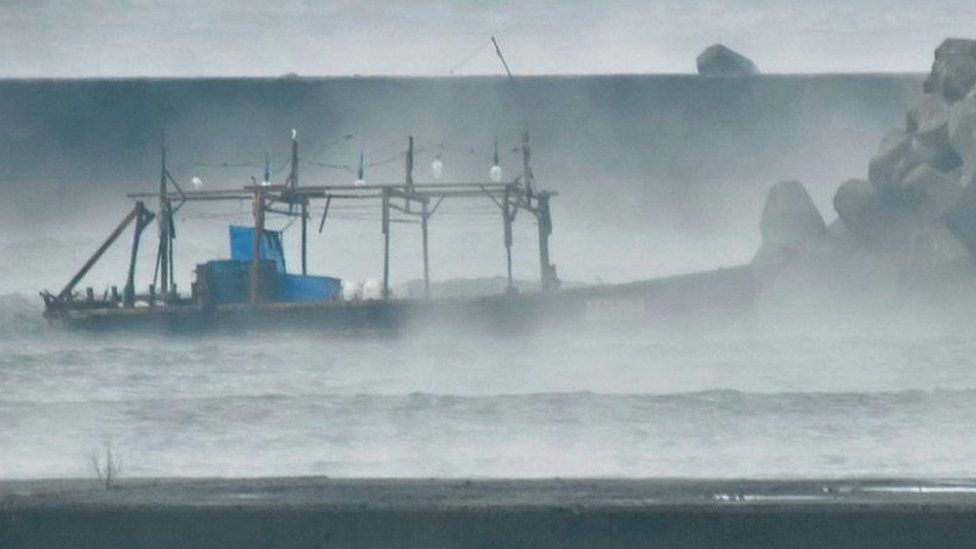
[{"left": 448, "top": 39, "right": 493, "bottom": 75}]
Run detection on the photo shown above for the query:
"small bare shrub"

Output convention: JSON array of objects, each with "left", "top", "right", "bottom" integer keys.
[{"left": 90, "top": 440, "right": 122, "bottom": 489}]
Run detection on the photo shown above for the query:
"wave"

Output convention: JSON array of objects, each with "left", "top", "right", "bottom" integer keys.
[
  {"left": 0, "top": 387, "right": 963, "bottom": 408},
  {"left": 0, "top": 292, "right": 45, "bottom": 336}
]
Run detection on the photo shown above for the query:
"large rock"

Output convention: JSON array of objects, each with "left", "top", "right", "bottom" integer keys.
[
  {"left": 753, "top": 181, "right": 825, "bottom": 269},
  {"left": 924, "top": 39, "right": 976, "bottom": 103},
  {"left": 760, "top": 180, "right": 826, "bottom": 246},
  {"left": 907, "top": 93, "right": 950, "bottom": 150},
  {"left": 948, "top": 95, "right": 976, "bottom": 162},
  {"left": 832, "top": 178, "right": 912, "bottom": 249},
  {"left": 833, "top": 179, "right": 883, "bottom": 236},
  {"left": 868, "top": 129, "right": 912, "bottom": 192},
  {"left": 696, "top": 45, "right": 758, "bottom": 76},
  {"left": 900, "top": 164, "right": 964, "bottom": 222},
  {"left": 896, "top": 137, "right": 960, "bottom": 183}
]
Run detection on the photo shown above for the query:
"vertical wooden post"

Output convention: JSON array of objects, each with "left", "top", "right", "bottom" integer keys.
[
  {"left": 421, "top": 200, "right": 430, "bottom": 300},
  {"left": 291, "top": 131, "right": 307, "bottom": 276},
  {"left": 521, "top": 132, "right": 533, "bottom": 197},
  {"left": 382, "top": 188, "right": 391, "bottom": 299},
  {"left": 503, "top": 185, "right": 514, "bottom": 293},
  {"left": 167, "top": 210, "right": 175, "bottom": 297},
  {"left": 301, "top": 201, "right": 308, "bottom": 275},
  {"left": 536, "top": 192, "right": 553, "bottom": 291},
  {"left": 250, "top": 189, "right": 265, "bottom": 304},
  {"left": 406, "top": 136, "right": 414, "bottom": 190},
  {"left": 124, "top": 202, "right": 145, "bottom": 307},
  {"left": 158, "top": 143, "right": 169, "bottom": 296},
  {"left": 290, "top": 131, "right": 299, "bottom": 189}
]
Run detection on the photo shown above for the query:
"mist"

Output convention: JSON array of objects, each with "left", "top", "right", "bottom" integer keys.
[{"left": 0, "top": 73, "right": 922, "bottom": 296}]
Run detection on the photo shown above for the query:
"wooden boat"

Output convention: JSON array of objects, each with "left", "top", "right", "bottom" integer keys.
[{"left": 40, "top": 133, "right": 758, "bottom": 332}]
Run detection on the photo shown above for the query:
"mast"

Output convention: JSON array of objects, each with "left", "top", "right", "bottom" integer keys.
[
  {"left": 250, "top": 188, "right": 265, "bottom": 303},
  {"left": 158, "top": 139, "right": 169, "bottom": 296},
  {"left": 290, "top": 130, "right": 308, "bottom": 275}
]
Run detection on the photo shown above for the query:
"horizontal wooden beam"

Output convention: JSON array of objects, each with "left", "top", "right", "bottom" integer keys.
[
  {"left": 126, "top": 184, "right": 556, "bottom": 205},
  {"left": 128, "top": 190, "right": 252, "bottom": 201}
]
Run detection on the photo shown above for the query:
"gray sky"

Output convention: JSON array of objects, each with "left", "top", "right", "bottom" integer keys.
[{"left": 0, "top": 0, "right": 973, "bottom": 77}]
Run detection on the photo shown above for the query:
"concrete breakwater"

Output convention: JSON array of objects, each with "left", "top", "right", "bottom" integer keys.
[{"left": 0, "top": 73, "right": 922, "bottom": 236}]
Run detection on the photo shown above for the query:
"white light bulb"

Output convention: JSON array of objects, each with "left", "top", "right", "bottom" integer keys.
[
  {"left": 191, "top": 176, "right": 203, "bottom": 189},
  {"left": 490, "top": 165, "right": 503, "bottom": 183},
  {"left": 431, "top": 158, "right": 444, "bottom": 180},
  {"left": 354, "top": 179, "right": 366, "bottom": 187}
]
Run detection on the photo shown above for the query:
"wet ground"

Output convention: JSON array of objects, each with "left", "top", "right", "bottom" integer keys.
[{"left": 4, "top": 477, "right": 976, "bottom": 547}]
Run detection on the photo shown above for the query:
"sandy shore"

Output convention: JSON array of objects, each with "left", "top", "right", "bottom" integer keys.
[{"left": 4, "top": 477, "right": 976, "bottom": 547}]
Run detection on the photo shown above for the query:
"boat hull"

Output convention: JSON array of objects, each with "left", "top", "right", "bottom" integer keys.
[{"left": 43, "top": 267, "right": 759, "bottom": 334}]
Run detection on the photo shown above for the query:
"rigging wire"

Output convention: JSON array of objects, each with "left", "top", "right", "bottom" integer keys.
[{"left": 448, "top": 39, "right": 493, "bottom": 75}]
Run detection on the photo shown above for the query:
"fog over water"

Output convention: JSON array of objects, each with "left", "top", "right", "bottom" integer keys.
[
  {"left": 0, "top": 74, "right": 922, "bottom": 290},
  {"left": 3, "top": 31, "right": 976, "bottom": 479}
]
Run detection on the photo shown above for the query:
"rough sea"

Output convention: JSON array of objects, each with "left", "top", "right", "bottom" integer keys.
[{"left": 3, "top": 278, "right": 976, "bottom": 480}]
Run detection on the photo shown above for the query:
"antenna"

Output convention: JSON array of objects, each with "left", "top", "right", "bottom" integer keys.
[
  {"left": 491, "top": 36, "right": 532, "bottom": 190},
  {"left": 262, "top": 153, "right": 271, "bottom": 186},
  {"left": 491, "top": 37, "right": 514, "bottom": 81},
  {"left": 491, "top": 36, "right": 528, "bottom": 128}
]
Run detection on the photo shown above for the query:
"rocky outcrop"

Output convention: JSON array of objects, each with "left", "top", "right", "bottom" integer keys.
[
  {"left": 696, "top": 45, "right": 758, "bottom": 76},
  {"left": 900, "top": 164, "right": 963, "bottom": 222},
  {"left": 760, "top": 180, "right": 826, "bottom": 245},
  {"left": 833, "top": 179, "right": 891, "bottom": 248},
  {"left": 948, "top": 95, "right": 976, "bottom": 161},
  {"left": 755, "top": 38, "right": 976, "bottom": 294},
  {"left": 924, "top": 39, "right": 976, "bottom": 103},
  {"left": 868, "top": 129, "right": 912, "bottom": 192},
  {"left": 748, "top": 39, "right": 976, "bottom": 324},
  {"left": 825, "top": 38, "right": 976, "bottom": 265},
  {"left": 753, "top": 180, "right": 825, "bottom": 268},
  {"left": 907, "top": 94, "right": 952, "bottom": 155},
  {"left": 870, "top": 95, "right": 961, "bottom": 197}
]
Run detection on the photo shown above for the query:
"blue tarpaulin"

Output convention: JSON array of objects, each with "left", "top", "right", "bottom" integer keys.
[
  {"left": 203, "top": 260, "right": 278, "bottom": 304},
  {"left": 207, "top": 260, "right": 249, "bottom": 304},
  {"left": 201, "top": 226, "right": 341, "bottom": 304},
  {"left": 229, "top": 226, "right": 286, "bottom": 273},
  {"left": 277, "top": 274, "right": 342, "bottom": 302}
]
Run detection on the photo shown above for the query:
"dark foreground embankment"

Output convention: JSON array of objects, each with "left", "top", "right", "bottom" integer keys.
[{"left": 4, "top": 477, "right": 976, "bottom": 548}]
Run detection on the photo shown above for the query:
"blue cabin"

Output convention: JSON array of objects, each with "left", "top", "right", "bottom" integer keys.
[{"left": 193, "top": 226, "right": 341, "bottom": 305}]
